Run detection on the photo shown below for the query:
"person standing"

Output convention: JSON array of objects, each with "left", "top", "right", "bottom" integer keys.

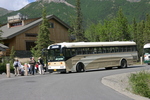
[
  {"left": 13, "top": 58, "right": 21, "bottom": 76},
  {"left": 38, "top": 57, "right": 44, "bottom": 75},
  {"left": 29, "top": 57, "right": 36, "bottom": 75}
]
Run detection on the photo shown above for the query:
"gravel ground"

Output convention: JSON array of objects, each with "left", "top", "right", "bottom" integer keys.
[{"left": 102, "top": 72, "right": 150, "bottom": 100}]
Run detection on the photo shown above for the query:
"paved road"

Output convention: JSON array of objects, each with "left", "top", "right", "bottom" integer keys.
[{"left": 0, "top": 65, "right": 149, "bottom": 100}]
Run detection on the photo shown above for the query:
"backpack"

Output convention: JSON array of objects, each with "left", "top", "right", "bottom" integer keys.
[{"left": 14, "top": 62, "right": 18, "bottom": 67}]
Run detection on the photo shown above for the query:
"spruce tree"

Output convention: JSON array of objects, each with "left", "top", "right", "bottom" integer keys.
[
  {"left": 132, "top": 18, "right": 137, "bottom": 43},
  {"left": 72, "top": 0, "right": 85, "bottom": 42},
  {"left": 143, "top": 14, "right": 150, "bottom": 44},
  {"left": 9, "top": 46, "right": 16, "bottom": 65},
  {"left": 116, "top": 8, "right": 130, "bottom": 41},
  {"left": 0, "top": 24, "right": 3, "bottom": 43},
  {"left": 31, "top": 7, "right": 51, "bottom": 57},
  {"left": 136, "top": 20, "right": 145, "bottom": 58}
]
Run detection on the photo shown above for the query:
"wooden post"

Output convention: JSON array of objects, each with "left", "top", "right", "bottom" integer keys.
[
  {"left": 24, "top": 63, "right": 28, "bottom": 76},
  {"left": 6, "top": 63, "right": 10, "bottom": 78},
  {"left": 140, "top": 56, "right": 143, "bottom": 65}
]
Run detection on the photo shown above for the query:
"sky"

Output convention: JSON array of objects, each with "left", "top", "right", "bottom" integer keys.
[{"left": 0, "top": 0, "right": 36, "bottom": 11}]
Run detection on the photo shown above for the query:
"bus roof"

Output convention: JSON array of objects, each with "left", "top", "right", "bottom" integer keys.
[
  {"left": 144, "top": 43, "right": 150, "bottom": 48},
  {"left": 48, "top": 41, "right": 136, "bottom": 49}
]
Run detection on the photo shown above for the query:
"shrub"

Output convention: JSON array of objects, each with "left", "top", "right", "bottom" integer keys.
[
  {"left": 0, "top": 57, "right": 14, "bottom": 74},
  {"left": 129, "top": 70, "right": 150, "bottom": 98}
]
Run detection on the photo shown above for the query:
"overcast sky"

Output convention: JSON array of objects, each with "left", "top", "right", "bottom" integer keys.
[{"left": 0, "top": 0, "right": 36, "bottom": 11}]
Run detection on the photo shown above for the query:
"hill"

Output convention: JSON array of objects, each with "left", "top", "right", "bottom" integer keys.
[
  {"left": 0, "top": 7, "right": 12, "bottom": 16},
  {"left": 0, "top": 0, "right": 150, "bottom": 26}
]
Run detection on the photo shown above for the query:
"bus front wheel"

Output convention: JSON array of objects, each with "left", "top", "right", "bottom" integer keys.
[
  {"left": 76, "top": 63, "right": 85, "bottom": 72},
  {"left": 119, "top": 59, "right": 127, "bottom": 68}
]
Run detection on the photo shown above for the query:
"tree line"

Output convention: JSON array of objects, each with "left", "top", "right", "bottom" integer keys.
[
  {"left": 81, "top": 8, "right": 150, "bottom": 59},
  {"left": 71, "top": 0, "right": 150, "bottom": 59}
]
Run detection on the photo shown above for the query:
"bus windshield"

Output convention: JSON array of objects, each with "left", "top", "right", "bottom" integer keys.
[
  {"left": 47, "top": 49, "right": 65, "bottom": 61},
  {"left": 144, "top": 48, "right": 150, "bottom": 54}
]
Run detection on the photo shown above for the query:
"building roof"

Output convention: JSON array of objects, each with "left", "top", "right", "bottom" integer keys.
[
  {"left": 0, "top": 43, "right": 8, "bottom": 51},
  {"left": 0, "top": 15, "right": 72, "bottom": 40}
]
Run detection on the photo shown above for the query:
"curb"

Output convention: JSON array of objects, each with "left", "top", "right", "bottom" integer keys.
[{"left": 101, "top": 72, "right": 150, "bottom": 100}]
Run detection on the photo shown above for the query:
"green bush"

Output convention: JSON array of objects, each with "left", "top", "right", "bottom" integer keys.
[
  {"left": 129, "top": 70, "right": 150, "bottom": 98},
  {"left": 0, "top": 57, "right": 14, "bottom": 74}
]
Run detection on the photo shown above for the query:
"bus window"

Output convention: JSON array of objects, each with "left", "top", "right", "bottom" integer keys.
[
  {"left": 97, "top": 47, "right": 102, "bottom": 53},
  {"left": 77, "top": 48, "right": 81, "bottom": 55},
  {"left": 48, "top": 49, "right": 61, "bottom": 61},
  {"left": 93, "top": 48, "right": 97, "bottom": 54},
  {"left": 127, "top": 46, "right": 131, "bottom": 52},
  {"left": 65, "top": 49, "right": 71, "bottom": 58},
  {"left": 71, "top": 48, "right": 76, "bottom": 56},
  {"left": 110, "top": 47, "right": 115, "bottom": 53},
  {"left": 89, "top": 47, "right": 94, "bottom": 54}
]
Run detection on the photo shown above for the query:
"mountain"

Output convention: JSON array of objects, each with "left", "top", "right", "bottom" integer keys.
[
  {"left": 0, "top": 0, "right": 150, "bottom": 26},
  {"left": 0, "top": 7, "right": 13, "bottom": 16}
]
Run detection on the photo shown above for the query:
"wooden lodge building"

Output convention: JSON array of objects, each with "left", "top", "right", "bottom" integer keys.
[{"left": 0, "top": 13, "right": 72, "bottom": 57}]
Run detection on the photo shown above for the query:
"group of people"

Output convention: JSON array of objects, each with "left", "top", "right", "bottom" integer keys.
[{"left": 13, "top": 57, "right": 45, "bottom": 76}]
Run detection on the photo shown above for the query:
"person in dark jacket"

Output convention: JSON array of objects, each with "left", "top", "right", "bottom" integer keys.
[{"left": 29, "top": 57, "right": 36, "bottom": 75}]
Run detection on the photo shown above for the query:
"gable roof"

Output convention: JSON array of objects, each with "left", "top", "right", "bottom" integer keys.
[
  {"left": 0, "top": 15, "right": 72, "bottom": 40},
  {"left": 0, "top": 43, "right": 8, "bottom": 51}
]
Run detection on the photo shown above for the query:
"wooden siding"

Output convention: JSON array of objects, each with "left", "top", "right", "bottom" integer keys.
[{"left": 3, "top": 17, "right": 71, "bottom": 55}]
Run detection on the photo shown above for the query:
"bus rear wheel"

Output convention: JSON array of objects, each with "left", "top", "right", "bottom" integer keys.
[
  {"left": 119, "top": 59, "right": 127, "bottom": 68},
  {"left": 76, "top": 63, "right": 85, "bottom": 72}
]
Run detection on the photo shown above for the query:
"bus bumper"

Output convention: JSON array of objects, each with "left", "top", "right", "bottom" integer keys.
[
  {"left": 144, "top": 60, "right": 150, "bottom": 65},
  {"left": 48, "top": 69, "right": 66, "bottom": 73}
]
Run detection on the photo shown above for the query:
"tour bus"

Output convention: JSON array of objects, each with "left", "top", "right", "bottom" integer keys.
[
  {"left": 143, "top": 43, "right": 150, "bottom": 64},
  {"left": 46, "top": 41, "right": 138, "bottom": 73}
]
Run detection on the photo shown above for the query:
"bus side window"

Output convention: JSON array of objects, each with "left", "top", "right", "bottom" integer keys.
[
  {"left": 102, "top": 47, "right": 105, "bottom": 53},
  {"left": 71, "top": 48, "right": 76, "bottom": 56},
  {"left": 82, "top": 48, "right": 87, "bottom": 54},
  {"left": 94, "top": 48, "right": 97, "bottom": 54},
  {"left": 77, "top": 48, "right": 82, "bottom": 55},
  {"left": 127, "top": 46, "right": 131, "bottom": 52},
  {"left": 98, "top": 47, "right": 102, "bottom": 53},
  {"left": 133, "top": 46, "right": 136, "bottom": 51},
  {"left": 116, "top": 47, "right": 119, "bottom": 52},
  {"left": 110, "top": 47, "right": 114, "bottom": 53}
]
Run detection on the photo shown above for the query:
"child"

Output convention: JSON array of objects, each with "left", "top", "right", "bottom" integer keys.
[{"left": 35, "top": 62, "right": 39, "bottom": 73}]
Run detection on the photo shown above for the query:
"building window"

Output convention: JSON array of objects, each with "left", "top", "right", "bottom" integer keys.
[
  {"left": 49, "top": 22, "right": 54, "bottom": 28},
  {"left": 25, "top": 33, "right": 38, "bottom": 37},
  {"left": 26, "top": 41, "right": 36, "bottom": 50},
  {"left": 10, "top": 22, "right": 22, "bottom": 27}
]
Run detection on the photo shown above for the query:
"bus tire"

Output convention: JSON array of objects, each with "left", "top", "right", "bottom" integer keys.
[
  {"left": 119, "top": 59, "right": 127, "bottom": 68},
  {"left": 76, "top": 63, "right": 85, "bottom": 72}
]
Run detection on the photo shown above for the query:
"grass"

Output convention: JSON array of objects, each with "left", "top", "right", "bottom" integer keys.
[{"left": 128, "top": 70, "right": 150, "bottom": 98}]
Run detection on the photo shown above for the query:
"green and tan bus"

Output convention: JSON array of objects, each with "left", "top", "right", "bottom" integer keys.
[{"left": 46, "top": 41, "right": 138, "bottom": 73}]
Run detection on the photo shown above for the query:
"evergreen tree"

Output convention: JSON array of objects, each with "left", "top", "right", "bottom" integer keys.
[
  {"left": 0, "top": 24, "right": 3, "bottom": 43},
  {"left": 116, "top": 7, "right": 131, "bottom": 41},
  {"left": 84, "top": 22, "right": 100, "bottom": 42},
  {"left": 9, "top": 46, "right": 16, "bottom": 65},
  {"left": 72, "top": 0, "right": 85, "bottom": 42},
  {"left": 136, "top": 20, "right": 145, "bottom": 58},
  {"left": 132, "top": 18, "right": 137, "bottom": 43},
  {"left": 143, "top": 14, "right": 150, "bottom": 44},
  {"left": 31, "top": 7, "right": 51, "bottom": 57}
]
